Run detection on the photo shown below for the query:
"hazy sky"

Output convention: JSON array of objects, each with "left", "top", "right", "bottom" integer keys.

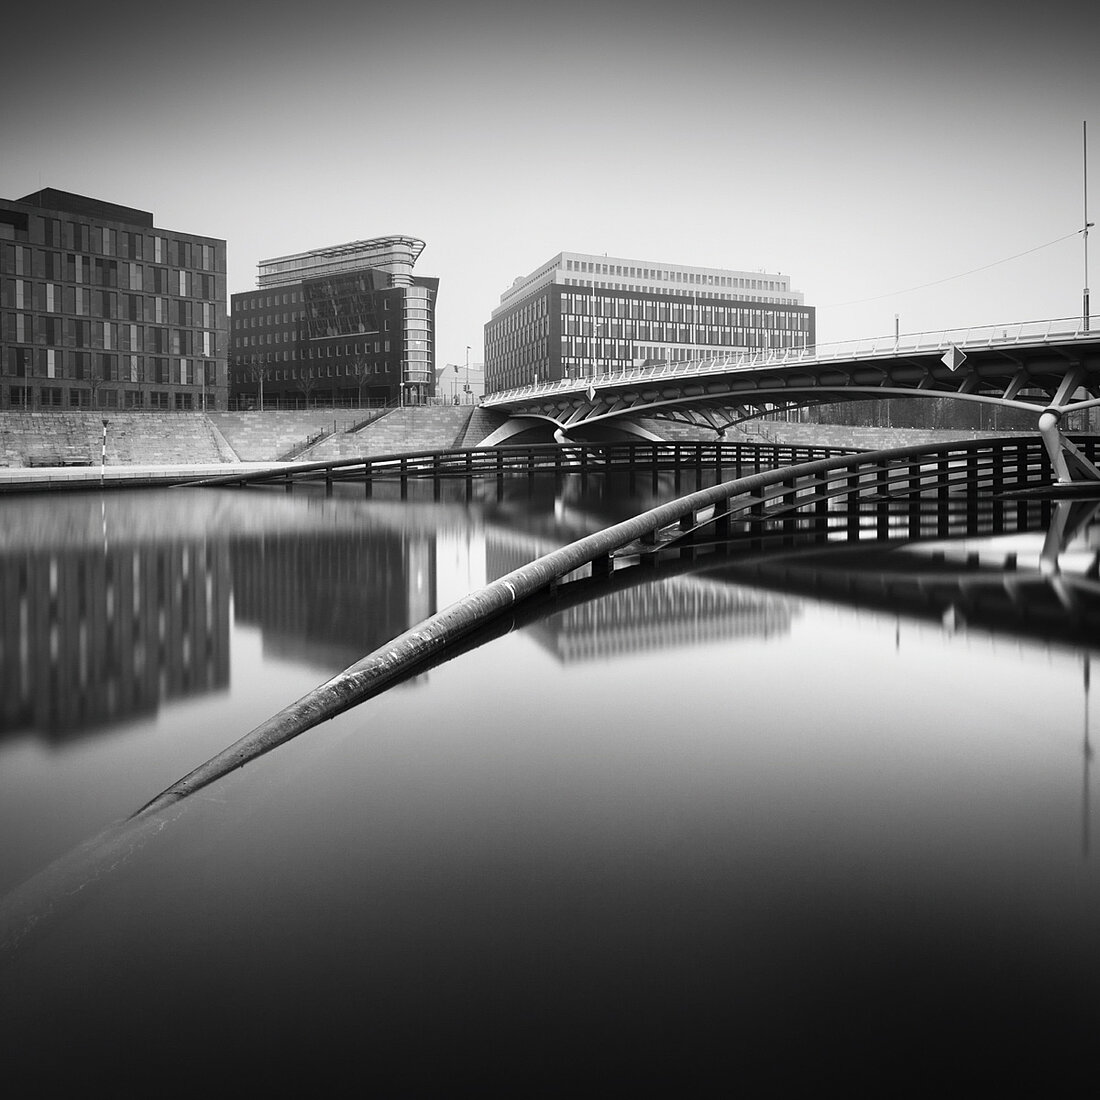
[{"left": 2, "top": 2, "right": 1096, "bottom": 367}]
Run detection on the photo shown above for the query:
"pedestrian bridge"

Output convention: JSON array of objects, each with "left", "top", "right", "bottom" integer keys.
[{"left": 481, "top": 316, "right": 1100, "bottom": 482}]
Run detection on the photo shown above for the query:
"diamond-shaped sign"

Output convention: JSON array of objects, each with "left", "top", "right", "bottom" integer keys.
[
  {"left": 587, "top": 385, "right": 597, "bottom": 402},
  {"left": 941, "top": 345, "right": 967, "bottom": 372}
]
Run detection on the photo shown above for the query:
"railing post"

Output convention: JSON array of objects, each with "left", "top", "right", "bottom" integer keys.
[
  {"left": 812, "top": 471, "right": 830, "bottom": 543},
  {"left": 847, "top": 470, "right": 861, "bottom": 539},
  {"left": 907, "top": 461, "right": 921, "bottom": 538},
  {"left": 990, "top": 442, "right": 1004, "bottom": 534},
  {"left": 876, "top": 464, "right": 889, "bottom": 538},
  {"left": 783, "top": 478, "right": 798, "bottom": 543},
  {"left": 714, "top": 496, "right": 731, "bottom": 538},
  {"left": 937, "top": 455, "right": 950, "bottom": 537}
]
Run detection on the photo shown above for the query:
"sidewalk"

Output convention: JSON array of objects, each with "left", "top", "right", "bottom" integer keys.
[{"left": 0, "top": 461, "right": 292, "bottom": 493}]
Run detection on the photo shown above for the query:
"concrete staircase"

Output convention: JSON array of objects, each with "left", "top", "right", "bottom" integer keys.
[
  {"left": 303, "top": 406, "right": 480, "bottom": 460},
  {"left": 207, "top": 411, "right": 366, "bottom": 462}
]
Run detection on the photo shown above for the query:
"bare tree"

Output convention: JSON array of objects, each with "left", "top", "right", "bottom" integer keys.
[
  {"left": 348, "top": 355, "right": 374, "bottom": 407},
  {"left": 249, "top": 353, "right": 273, "bottom": 410},
  {"left": 88, "top": 362, "right": 105, "bottom": 409},
  {"left": 297, "top": 365, "right": 320, "bottom": 408}
]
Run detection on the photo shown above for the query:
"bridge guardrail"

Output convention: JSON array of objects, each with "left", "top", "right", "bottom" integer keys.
[{"left": 483, "top": 314, "right": 1100, "bottom": 406}]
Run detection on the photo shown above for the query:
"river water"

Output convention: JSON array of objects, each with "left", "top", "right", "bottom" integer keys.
[{"left": 1, "top": 473, "right": 1099, "bottom": 1091}]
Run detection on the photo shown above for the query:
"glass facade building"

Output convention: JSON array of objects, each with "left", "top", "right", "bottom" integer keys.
[
  {"left": 229, "top": 236, "right": 437, "bottom": 408},
  {"left": 484, "top": 251, "right": 815, "bottom": 393},
  {"left": 0, "top": 189, "right": 228, "bottom": 411}
]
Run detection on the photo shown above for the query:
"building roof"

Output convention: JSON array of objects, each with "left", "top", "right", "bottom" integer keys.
[{"left": 15, "top": 188, "right": 155, "bottom": 228}]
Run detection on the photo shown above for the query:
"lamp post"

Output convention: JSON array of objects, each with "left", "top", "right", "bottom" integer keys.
[{"left": 464, "top": 345, "right": 471, "bottom": 403}]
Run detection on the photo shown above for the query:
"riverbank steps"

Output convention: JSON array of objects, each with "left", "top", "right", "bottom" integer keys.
[{"left": 0, "top": 408, "right": 1049, "bottom": 468}]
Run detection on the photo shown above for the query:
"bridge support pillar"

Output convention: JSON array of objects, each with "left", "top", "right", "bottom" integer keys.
[{"left": 1039, "top": 409, "right": 1100, "bottom": 484}]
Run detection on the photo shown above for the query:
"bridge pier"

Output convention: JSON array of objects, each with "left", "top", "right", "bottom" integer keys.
[{"left": 1038, "top": 409, "right": 1100, "bottom": 485}]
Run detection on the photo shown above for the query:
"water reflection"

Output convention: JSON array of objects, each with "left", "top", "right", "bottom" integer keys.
[
  {"left": 0, "top": 528, "right": 230, "bottom": 741},
  {"left": 2, "top": 480, "right": 1098, "bottom": 748},
  {"left": 3, "top": 476, "right": 1100, "bottom": 1090}
]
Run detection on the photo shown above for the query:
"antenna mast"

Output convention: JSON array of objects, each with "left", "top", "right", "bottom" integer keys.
[{"left": 1085, "top": 121, "right": 1093, "bottom": 332}]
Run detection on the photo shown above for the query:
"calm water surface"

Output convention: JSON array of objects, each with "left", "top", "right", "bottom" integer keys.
[{"left": 1, "top": 475, "right": 1099, "bottom": 1091}]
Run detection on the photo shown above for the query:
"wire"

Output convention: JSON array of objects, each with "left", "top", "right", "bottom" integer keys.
[{"left": 822, "top": 230, "right": 1081, "bottom": 308}]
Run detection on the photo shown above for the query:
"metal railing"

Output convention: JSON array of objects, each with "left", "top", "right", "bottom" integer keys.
[
  {"left": 185, "top": 439, "right": 861, "bottom": 490},
  {"left": 483, "top": 314, "right": 1100, "bottom": 407}
]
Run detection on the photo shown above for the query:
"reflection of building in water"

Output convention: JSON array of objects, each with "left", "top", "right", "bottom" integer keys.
[
  {"left": 532, "top": 578, "right": 797, "bottom": 663},
  {"left": 230, "top": 529, "right": 435, "bottom": 670},
  {"left": 0, "top": 541, "right": 230, "bottom": 740},
  {"left": 486, "top": 539, "right": 796, "bottom": 663}
]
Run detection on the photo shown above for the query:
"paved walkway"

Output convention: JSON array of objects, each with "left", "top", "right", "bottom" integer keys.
[{"left": 0, "top": 461, "right": 292, "bottom": 493}]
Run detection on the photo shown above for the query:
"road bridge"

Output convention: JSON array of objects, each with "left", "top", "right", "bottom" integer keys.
[{"left": 481, "top": 316, "right": 1100, "bottom": 483}]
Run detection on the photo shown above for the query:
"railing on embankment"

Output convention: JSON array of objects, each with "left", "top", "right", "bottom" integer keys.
[
  {"left": 136, "top": 433, "right": 1087, "bottom": 816},
  {"left": 187, "top": 439, "right": 861, "bottom": 491}
]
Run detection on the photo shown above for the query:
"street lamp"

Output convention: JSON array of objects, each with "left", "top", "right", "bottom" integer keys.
[{"left": 465, "top": 345, "right": 471, "bottom": 403}]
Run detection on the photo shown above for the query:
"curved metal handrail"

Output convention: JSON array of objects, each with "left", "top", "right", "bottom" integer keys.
[{"left": 142, "top": 433, "right": 1068, "bottom": 815}]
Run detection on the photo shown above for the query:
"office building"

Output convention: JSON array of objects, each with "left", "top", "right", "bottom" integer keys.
[
  {"left": 229, "top": 236, "right": 438, "bottom": 407},
  {"left": 484, "top": 251, "right": 814, "bottom": 393},
  {"left": 0, "top": 188, "right": 228, "bottom": 411}
]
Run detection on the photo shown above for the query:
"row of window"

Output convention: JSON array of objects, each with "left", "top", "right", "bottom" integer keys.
[
  {"left": 234, "top": 339, "right": 393, "bottom": 361},
  {"left": 564, "top": 258, "right": 788, "bottom": 293},
  {"left": 13, "top": 387, "right": 200, "bottom": 410},
  {"left": 559, "top": 321, "right": 807, "bottom": 345},
  {"left": 232, "top": 311, "right": 304, "bottom": 329},
  {"left": 1, "top": 290, "right": 218, "bottom": 327},
  {"left": 4, "top": 347, "right": 215, "bottom": 384},
  {"left": 3, "top": 318, "right": 216, "bottom": 356},
  {"left": 559, "top": 293, "right": 810, "bottom": 327},
  {"left": 563, "top": 278, "right": 797, "bottom": 305},
  {"left": 0, "top": 256, "right": 220, "bottom": 298},
  {"left": 233, "top": 362, "right": 394, "bottom": 383},
  {"left": 0, "top": 216, "right": 220, "bottom": 271},
  {"left": 233, "top": 291, "right": 303, "bottom": 310}
]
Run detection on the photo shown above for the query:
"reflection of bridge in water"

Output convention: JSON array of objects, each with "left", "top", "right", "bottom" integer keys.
[
  {"left": 5, "top": 441, "right": 1099, "bottom": 744},
  {"left": 482, "top": 317, "right": 1100, "bottom": 484}
]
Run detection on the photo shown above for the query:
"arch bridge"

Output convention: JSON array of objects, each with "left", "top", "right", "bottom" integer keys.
[{"left": 481, "top": 316, "right": 1100, "bottom": 483}]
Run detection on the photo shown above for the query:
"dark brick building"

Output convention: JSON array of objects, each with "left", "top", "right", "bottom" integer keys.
[{"left": 0, "top": 189, "right": 228, "bottom": 411}]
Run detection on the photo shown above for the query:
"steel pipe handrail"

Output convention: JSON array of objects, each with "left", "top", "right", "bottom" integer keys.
[{"left": 142, "top": 434, "right": 1065, "bottom": 817}]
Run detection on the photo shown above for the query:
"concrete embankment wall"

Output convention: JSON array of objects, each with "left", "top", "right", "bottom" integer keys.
[
  {"left": 0, "top": 412, "right": 234, "bottom": 467},
  {"left": 1, "top": 408, "right": 1053, "bottom": 469}
]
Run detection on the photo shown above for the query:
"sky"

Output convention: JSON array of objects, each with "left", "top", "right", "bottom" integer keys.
[{"left": 2, "top": 1, "right": 1096, "bottom": 368}]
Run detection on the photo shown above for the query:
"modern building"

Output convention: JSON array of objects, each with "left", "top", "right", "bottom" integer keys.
[
  {"left": 0, "top": 188, "right": 228, "bottom": 411},
  {"left": 229, "top": 236, "right": 438, "bottom": 408},
  {"left": 435, "top": 358, "right": 485, "bottom": 404},
  {"left": 484, "top": 250, "right": 815, "bottom": 393}
]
